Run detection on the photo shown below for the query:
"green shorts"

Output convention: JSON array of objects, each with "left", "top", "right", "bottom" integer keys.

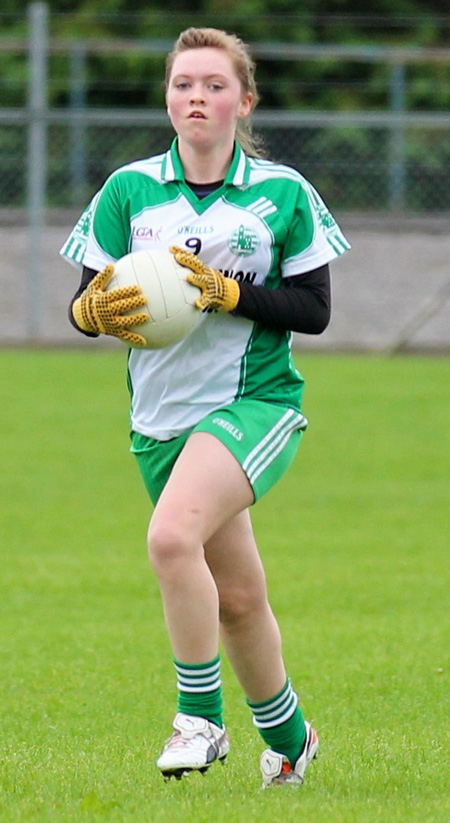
[{"left": 130, "top": 399, "right": 308, "bottom": 506}]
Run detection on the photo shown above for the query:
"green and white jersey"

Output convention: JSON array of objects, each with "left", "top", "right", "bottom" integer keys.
[{"left": 61, "top": 140, "right": 350, "bottom": 440}]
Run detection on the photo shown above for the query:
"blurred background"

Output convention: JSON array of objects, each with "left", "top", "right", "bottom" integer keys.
[{"left": 1, "top": 1, "right": 449, "bottom": 351}]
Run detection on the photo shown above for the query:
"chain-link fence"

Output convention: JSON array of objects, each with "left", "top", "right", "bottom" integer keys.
[
  {"left": 2, "top": 116, "right": 450, "bottom": 213},
  {"left": 1, "top": 4, "right": 450, "bottom": 348},
  {"left": 2, "top": 4, "right": 450, "bottom": 215}
]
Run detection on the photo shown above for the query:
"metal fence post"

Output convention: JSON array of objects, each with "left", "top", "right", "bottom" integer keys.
[
  {"left": 388, "top": 62, "right": 406, "bottom": 212},
  {"left": 27, "top": 1, "right": 49, "bottom": 340},
  {"left": 69, "top": 41, "right": 87, "bottom": 207}
]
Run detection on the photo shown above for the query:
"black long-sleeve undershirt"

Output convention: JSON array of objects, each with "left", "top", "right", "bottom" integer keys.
[
  {"left": 235, "top": 265, "right": 330, "bottom": 333},
  {"left": 68, "top": 266, "right": 101, "bottom": 337},
  {"left": 69, "top": 262, "right": 331, "bottom": 336}
]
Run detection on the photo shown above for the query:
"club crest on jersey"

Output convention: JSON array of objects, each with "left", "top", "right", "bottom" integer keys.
[
  {"left": 228, "top": 225, "right": 260, "bottom": 257},
  {"left": 73, "top": 203, "right": 94, "bottom": 239},
  {"left": 316, "top": 204, "right": 336, "bottom": 231}
]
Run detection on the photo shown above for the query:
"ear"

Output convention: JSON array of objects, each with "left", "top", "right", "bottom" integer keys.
[{"left": 238, "top": 92, "right": 253, "bottom": 119}]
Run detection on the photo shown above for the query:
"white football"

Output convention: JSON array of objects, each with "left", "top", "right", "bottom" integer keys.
[{"left": 107, "top": 249, "right": 201, "bottom": 349}]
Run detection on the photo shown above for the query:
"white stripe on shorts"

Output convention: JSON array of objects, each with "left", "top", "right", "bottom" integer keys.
[{"left": 243, "top": 409, "right": 306, "bottom": 485}]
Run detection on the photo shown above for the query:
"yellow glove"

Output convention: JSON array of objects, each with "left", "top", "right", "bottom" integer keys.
[
  {"left": 72, "top": 264, "right": 148, "bottom": 346},
  {"left": 170, "top": 246, "right": 240, "bottom": 312}
]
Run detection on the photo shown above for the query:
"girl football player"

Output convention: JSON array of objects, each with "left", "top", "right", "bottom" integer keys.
[{"left": 61, "top": 27, "right": 350, "bottom": 787}]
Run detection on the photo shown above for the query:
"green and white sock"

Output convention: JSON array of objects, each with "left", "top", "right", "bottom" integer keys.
[
  {"left": 247, "top": 678, "right": 306, "bottom": 767},
  {"left": 174, "top": 655, "right": 223, "bottom": 729}
]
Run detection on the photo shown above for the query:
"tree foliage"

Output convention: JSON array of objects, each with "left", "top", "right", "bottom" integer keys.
[
  {"left": 1, "top": 4, "right": 450, "bottom": 110},
  {"left": 1, "top": 4, "right": 450, "bottom": 211}
]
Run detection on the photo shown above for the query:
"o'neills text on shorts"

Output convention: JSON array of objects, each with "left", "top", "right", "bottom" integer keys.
[{"left": 212, "top": 417, "right": 244, "bottom": 441}]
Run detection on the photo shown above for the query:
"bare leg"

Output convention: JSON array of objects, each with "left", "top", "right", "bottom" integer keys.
[
  {"left": 147, "top": 432, "right": 254, "bottom": 663},
  {"left": 205, "top": 510, "right": 287, "bottom": 703}
]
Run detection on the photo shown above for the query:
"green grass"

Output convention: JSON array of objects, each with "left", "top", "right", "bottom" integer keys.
[{"left": 1, "top": 350, "right": 449, "bottom": 823}]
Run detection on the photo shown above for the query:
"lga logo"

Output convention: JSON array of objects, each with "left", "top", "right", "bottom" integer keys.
[
  {"left": 228, "top": 224, "right": 260, "bottom": 257},
  {"left": 131, "top": 225, "right": 163, "bottom": 242}
]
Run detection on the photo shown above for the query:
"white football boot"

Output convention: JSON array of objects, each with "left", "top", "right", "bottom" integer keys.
[
  {"left": 157, "top": 712, "right": 230, "bottom": 781},
  {"left": 260, "top": 720, "right": 319, "bottom": 788}
]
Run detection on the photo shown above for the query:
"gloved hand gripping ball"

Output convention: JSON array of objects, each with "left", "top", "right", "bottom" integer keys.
[
  {"left": 169, "top": 246, "right": 240, "bottom": 312},
  {"left": 72, "top": 264, "right": 148, "bottom": 346}
]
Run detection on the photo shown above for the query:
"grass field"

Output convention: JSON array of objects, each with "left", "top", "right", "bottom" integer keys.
[{"left": 1, "top": 350, "right": 449, "bottom": 823}]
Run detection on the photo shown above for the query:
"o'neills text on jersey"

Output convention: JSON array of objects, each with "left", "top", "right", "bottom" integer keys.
[{"left": 177, "top": 226, "right": 214, "bottom": 235}]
